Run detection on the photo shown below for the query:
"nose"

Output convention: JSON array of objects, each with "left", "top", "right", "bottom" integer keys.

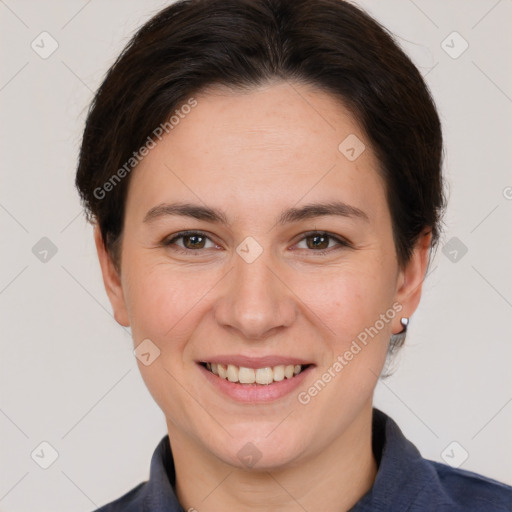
[{"left": 213, "top": 245, "right": 297, "bottom": 341}]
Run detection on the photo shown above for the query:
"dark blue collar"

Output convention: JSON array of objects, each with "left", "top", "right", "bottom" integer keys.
[{"left": 99, "top": 408, "right": 512, "bottom": 511}]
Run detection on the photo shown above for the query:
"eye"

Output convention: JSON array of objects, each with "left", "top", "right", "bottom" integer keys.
[
  {"left": 163, "top": 231, "right": 219, "bottom": 252},
  {"left": 162, "top": 230, "right": 350, "bottom": 255},
  {"left": 294, "top": 231, "right": 351, "bottom": 254}
]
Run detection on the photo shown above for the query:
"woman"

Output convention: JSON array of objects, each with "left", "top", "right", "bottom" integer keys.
[{"left": 75, "top": 0, "right": 512, "bottom": 510}]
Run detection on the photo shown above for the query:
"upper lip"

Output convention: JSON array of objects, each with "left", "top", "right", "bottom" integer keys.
[{"left": 198, "top": 355, "right": 314, "bottom": 368}]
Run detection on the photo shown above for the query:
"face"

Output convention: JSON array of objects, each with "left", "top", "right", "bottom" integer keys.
[{"left": 96, "top": 80, "right": 430, "bottom": 470}]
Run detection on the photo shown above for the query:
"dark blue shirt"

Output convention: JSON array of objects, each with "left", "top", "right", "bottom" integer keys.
[{"left": 93, "top": 409, "right": 512, "bottom": 511}]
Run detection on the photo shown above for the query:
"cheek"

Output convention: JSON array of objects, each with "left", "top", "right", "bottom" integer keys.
[
  {"left": 291, "top": 262, "right": 397, "bottom": 412},
  {"left": 122, "top": 258, "right": 219, "bottom": 345},
  {"left": 292, "top": 270, "right": 395, "bottom": 410},
  {"left": 123, "top": 251, "right": 396, "bottom": 351},
  {"left": 294, "top": 262, "right": 396, "bottom": 340},
  {"left": 121, "top": 261, "right": 217, "bottom": 420}
]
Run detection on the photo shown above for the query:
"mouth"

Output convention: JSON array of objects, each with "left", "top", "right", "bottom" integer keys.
[{"left": 200, "top": 362, "right": 312, "bottom": 385}]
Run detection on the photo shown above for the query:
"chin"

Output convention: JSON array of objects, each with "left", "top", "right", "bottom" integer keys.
[{"left": 205, "top": 424, "right": 309, "bottom": 471}]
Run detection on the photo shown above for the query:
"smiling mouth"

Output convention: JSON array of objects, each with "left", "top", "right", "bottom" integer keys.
[{"left": 201, "top": 362, "right": 311, "bottom": 385}]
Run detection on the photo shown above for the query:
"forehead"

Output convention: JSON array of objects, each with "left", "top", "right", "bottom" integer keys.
[
  {"left": 170, "top": 81, "right": 368, "bottom": 166},
  {"left": 126, "top": 81, "right": 389, "bottom": 225}
]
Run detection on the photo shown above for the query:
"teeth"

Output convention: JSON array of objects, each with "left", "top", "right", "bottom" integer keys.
[
  {"left": 226, "top": 364, "right": 239, "bottom": 382},
  {"left": 255, "top": 367, "right": 273, "bottom": 385},
  {"left": 204, "top": 362, "right": 306, "bottom": 384},
  {"left": 239, "top": 366, "right": 256, "bottom": 384},
  {"left": 273, "top": 365, "right": 285, "bottom": 381},
  {"left": 217, "top": 363, "right": 227, "bottom": 379}
]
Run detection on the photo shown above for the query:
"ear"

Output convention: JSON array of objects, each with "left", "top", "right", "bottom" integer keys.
[
  {"left": 94, "top": 225, "right": 130, "bottom": 327},
  {"left": 392, "top": 228, "right": 432, "bottom": 334}
]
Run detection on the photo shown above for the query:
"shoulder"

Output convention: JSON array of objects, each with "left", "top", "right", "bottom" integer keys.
[
  {"left": 89, "top": 434, "right": 184, "bottom": 511},
  {"left": 417, "top": 460, "right": 512, "bottom": 511},
  {"left": 357, "top": 409, "right": 512, "bottom": 512},
  {"left": 91, "top": 481, "right": 147, "bottom": 512}
]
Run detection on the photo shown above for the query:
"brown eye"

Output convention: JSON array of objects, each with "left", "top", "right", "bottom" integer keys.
[
  {"left": 164, "top": 231, "right": 217, "bottom": 252},
  {"left": 295, "top": 231, "right": 350, "bottom": 254},
  {"left": 306, "top": 234, "right": 330, "bottom": 250},
  {"left": 182, "top": 234, "right": 206, "bottom": 249}
]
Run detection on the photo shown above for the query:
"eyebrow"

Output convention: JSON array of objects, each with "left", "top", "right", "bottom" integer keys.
[{"left": 143, "top": 200, "right": 369, "bottom": 226}]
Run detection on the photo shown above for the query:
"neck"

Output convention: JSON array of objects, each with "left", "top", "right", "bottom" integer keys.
[{"left": 167, "top": 404, "right": 377, "bottom": 512}]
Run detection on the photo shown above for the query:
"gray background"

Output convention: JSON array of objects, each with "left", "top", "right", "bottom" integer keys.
[{"left": 1, "top": 0, "right": 511, "bottom": 510}]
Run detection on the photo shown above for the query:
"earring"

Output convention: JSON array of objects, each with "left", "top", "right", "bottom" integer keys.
[
  {"left": 398, "top": 317, "right": 409, "bottom": 332},
  {"left": 389, "top": 317, "right": 409, "bottom": 352}
]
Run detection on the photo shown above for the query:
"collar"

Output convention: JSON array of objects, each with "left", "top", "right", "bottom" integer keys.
[
  {"left": 141, "top": 433, "right": 183, "bottom": 512},
  {"left": 131, "top": 408, "right": 507, "bottom": 512},
  {"left": 139, "top": 408, "right": 430, "bottom": 511},
  {"left": 349, "top": 408, "right": 439, "bottom": 511}
]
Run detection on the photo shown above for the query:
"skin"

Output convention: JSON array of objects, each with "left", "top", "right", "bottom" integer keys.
[{"left": 95, "top": 80, "right": 431, "bottom": 512}]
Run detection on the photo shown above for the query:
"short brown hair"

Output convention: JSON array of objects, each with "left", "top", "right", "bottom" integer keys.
[{"left": 76, "top": 0, "right": 445, "bottom": 269}]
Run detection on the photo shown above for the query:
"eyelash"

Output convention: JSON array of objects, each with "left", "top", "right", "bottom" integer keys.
[{"left": 162, "top": 230, "right": 351, "bottom": 256}]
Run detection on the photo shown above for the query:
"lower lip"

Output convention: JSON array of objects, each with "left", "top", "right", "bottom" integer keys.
[{"left": 198, "top": 364, "right": 313, "bottom": 403}]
